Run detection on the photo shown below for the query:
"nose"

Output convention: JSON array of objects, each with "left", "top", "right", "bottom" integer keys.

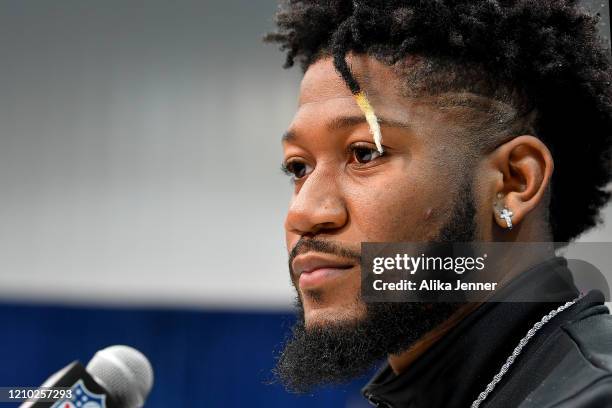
[{"left": 285, "top": 169, "right": 348, "bottom": 236}]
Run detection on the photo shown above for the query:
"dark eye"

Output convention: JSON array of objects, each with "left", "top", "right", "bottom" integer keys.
[
  {"left": 282, "top": 160, "right": 312, "bottom": 180},
  {"left": 350, "top": 144, "right": 383, "bottom": 164}
]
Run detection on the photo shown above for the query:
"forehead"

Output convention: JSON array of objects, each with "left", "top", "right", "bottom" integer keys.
[
  {"left": 293, "top": 55, "right": 517, "bottom": 146},
  {"left": 294, "top": 54, "right": 437, "bottom": 135},
  {"left": 299, "top": 55, "right": 405, "bottom": 107}
]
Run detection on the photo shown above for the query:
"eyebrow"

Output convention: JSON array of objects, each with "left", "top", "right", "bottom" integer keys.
[{"left": 282, "top": 114, "right": 412, "bottom": 142}]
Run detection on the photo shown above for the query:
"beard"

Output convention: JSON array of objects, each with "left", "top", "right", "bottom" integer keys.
[{"left": 274, "top": 178, "right": 477, "bottom": 392}]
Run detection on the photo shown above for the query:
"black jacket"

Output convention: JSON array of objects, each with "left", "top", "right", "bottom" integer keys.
[{"left": 361, "top": 258, "right": 612, "bottom": 408}]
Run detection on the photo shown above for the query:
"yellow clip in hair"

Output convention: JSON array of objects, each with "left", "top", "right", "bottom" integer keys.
[{"left": 354, "top": 91, "right": 383, "bottom": 154}]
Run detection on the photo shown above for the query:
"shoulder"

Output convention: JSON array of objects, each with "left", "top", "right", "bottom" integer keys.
[
  {"left": 521, "top": 308, "right": 612, "bottom": 407},
  {"left": 564, "top": 311, "right": 612, "bottom": 372}
]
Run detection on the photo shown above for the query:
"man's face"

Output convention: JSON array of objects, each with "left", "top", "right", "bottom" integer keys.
[{"left": 282, "top": 55, "right": 485, "bottom": 328}]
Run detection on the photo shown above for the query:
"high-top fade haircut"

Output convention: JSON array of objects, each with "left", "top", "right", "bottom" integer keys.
[{"left": 265, "top": 0, "right": 612, "bottom": 242}]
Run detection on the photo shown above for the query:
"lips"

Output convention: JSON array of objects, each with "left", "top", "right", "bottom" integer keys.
[{"left": 292, "top": 253, "right": 356, "bottom": 289}]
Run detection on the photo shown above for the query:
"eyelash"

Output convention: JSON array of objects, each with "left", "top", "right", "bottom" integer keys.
[
  {"left": 281, "top": 143, "right": 386, "bottom": 182},
  {"left": 346, "top": 142, "right": 384, "bottom": 161},
  {"left": 280, "top": 162, "right": 295, "bottom": 177}
]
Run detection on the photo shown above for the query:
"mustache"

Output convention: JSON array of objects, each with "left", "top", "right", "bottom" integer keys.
[{"left": 288, "top": 237, "right": 361, "bottom": 274}]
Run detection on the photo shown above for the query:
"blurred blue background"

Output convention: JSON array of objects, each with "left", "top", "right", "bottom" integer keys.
[
  {"left": 0, "top": 303, "right": 370, "bottom": 407},
  {"left": 0, "top": 1, "right": 608, "bottom": 407}
]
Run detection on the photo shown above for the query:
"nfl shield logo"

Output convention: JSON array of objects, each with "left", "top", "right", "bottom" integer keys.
[{"left": 51, "top": 379, "right": 106, "bottom": 408}]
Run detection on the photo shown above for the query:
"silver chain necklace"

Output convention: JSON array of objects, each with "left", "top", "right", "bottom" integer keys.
[{"left": 470, "top": 296, "right": 582, "bottom": 408}]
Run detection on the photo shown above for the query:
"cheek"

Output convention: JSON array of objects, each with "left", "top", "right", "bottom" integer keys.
[{"left": 346, "top": 162, "right": 451, "bottom": 241}]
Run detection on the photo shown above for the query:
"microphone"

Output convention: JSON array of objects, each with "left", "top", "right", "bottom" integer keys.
[{"left": 20, "top": 345, "right": 154, "bottom": 408}]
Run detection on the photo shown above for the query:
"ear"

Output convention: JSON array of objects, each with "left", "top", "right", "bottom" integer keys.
[{"left": 488, "top": 135, "right": 554, "bottom": 230}]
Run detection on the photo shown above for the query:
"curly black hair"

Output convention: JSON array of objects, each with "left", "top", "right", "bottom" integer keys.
[{"left": 265, "top": 0, "right": 612, "bottom": 242}]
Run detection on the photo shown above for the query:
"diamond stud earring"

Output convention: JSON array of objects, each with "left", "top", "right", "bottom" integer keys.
[{"left": 499, "top": 207, "right": 514, "bottom": 230}]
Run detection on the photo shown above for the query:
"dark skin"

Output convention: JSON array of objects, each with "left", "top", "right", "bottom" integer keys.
[{"left": 282, "top": 54, "right": 555, "bottom": 374}]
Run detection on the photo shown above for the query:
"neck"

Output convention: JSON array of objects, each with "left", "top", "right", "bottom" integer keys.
[{"left": 388, "top": 302, "right": 479, "bottom": 374}]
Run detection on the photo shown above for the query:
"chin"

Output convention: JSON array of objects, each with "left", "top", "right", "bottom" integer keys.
[{"left": 303, "top": 300, "right": 366, "bottom": 329}]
